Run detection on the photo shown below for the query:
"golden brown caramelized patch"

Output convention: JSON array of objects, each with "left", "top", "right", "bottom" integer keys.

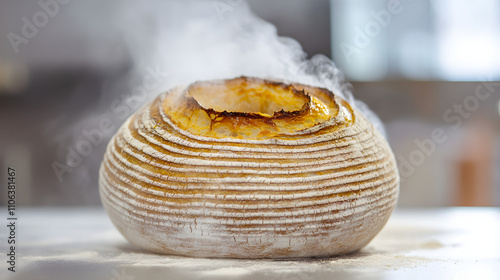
[{"left": 162, "top": 76, "right": 353, "bottom": 139}]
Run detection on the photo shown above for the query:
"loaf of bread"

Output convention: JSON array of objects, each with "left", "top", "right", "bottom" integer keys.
[{"left": 99, "top": 76, "right": 399, "bottom": 258}]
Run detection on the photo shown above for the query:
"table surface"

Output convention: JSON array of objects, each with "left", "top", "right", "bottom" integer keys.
[{"left": 2, "top": 207, "right": 499, "bottom": 280}]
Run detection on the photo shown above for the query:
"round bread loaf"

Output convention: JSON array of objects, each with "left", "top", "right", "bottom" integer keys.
[{"left": 99, "top": 77, "right": 399, "bottom": 258}]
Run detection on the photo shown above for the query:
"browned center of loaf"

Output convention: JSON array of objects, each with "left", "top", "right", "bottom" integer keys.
[{"left": 162, "top": 77, "right": 354, "bottom": 139}]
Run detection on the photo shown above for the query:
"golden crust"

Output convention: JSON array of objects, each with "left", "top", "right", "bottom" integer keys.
[{"left": 162, "top": 77, "right": 352, "bottom": 139}]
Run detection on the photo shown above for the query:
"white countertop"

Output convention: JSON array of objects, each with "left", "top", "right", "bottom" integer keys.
[{"left": 2, "top": 207, "right": 499, "bottom": 280}]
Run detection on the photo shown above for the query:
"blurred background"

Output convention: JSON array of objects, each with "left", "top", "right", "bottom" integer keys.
[{"left": 1, "top": 0, "right": 499, "bottom": 207}]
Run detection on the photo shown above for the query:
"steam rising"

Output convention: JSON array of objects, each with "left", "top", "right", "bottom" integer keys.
[
  {"left": 112, "top": 0, "right": 385, "bottom": 135},
  {"left": 54, "top": 0, "right": 386, "bottom": 204}
]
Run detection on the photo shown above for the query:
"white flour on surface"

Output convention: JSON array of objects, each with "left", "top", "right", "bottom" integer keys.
[
  {"left": 15, "top": 207, "right": 500, "bottom": 280},
  {"left": 13, "top": 208, "right": 453, "bottom": 280}
]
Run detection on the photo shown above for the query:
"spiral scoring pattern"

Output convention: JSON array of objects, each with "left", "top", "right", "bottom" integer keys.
[{"left": 99, "top": 77, "right": 399, "bottom": 258}]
